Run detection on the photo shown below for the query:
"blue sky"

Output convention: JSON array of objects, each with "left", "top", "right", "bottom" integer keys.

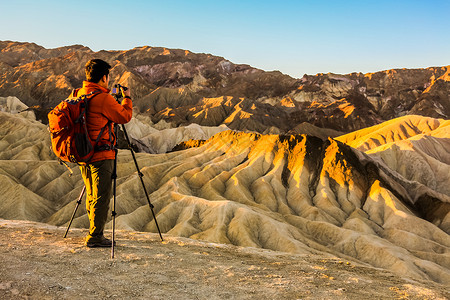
[{"left": 1, "top": 0, "right": 449, "bottom": 78}]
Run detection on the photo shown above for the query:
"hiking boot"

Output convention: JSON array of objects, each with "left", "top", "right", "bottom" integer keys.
[{"left": 85, "top": 236, "right": 116, "bottom": 248}]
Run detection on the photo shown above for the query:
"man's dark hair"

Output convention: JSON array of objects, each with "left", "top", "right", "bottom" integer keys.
[{"left": 85, "top": 59, "right": 111, "bottom": 83}]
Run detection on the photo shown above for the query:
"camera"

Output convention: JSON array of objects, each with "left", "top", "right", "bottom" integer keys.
[{"left": 111, "top": 84, "right": 128, "bottom": 99}]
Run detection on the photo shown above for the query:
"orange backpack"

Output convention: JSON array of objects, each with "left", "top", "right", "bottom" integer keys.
[{"left": 48, "top": 89, "right": 108, "bottom": 164}]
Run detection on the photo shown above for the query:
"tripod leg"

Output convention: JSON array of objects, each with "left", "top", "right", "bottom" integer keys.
[
  {"left": 111, "top": 149, "right": 118, "bottom": 259},
  {"left": 64, "top": 185, "right": 86, "bottom": 238},
  {"left": 121, "top": 124, "right": 164, "bottom": 241}
]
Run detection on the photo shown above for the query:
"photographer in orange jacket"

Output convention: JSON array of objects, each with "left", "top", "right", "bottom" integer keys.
[{"left": 77, "top": 59, "right": 132, "bottom": 247}]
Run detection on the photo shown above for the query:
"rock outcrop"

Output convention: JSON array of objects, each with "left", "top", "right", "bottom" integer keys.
[
  {"left": 0, "top": 96, "right": 28, "bottom": 113},
  {"left": 125, "top": 115, "right": 230, "bottom": 154}
]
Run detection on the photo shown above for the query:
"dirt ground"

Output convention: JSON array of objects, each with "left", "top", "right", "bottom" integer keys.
[{"left": 0, "top": 219, "right": 448, "bottom": 300}]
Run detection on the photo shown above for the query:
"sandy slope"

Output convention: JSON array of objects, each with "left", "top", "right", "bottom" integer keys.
[
  {"left": 336, "top": 115, "right": 450, "bottom": 152},
  {"left": 0, "top": 219, "right": 448, "bottom": 300},
  {"left": 336, "top": 115, "right": 450, "bottom": 200}
]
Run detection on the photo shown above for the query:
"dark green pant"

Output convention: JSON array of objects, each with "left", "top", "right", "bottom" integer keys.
[{"left": 80, "top": 159, "right": 114, "bottom": 242}]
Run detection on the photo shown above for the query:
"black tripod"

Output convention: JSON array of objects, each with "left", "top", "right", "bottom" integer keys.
[
  {"left": 111, "top": 122, "right": 164, "bottom": 258},
  {"left": 64, "top": 95, "right": 163, "bottom": 258}
]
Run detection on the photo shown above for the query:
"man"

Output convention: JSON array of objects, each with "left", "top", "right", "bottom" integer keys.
[{"left": 77, "top": 59, "right": 132, "bottom": 247}]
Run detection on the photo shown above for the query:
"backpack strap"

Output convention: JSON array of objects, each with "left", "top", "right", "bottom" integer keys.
[{"left": 93, "top": 121, "right": 115, "bottom": 151}]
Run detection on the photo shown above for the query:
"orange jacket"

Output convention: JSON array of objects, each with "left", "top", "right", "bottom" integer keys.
[{"left": 73, "top": 81, "right": 132, "bottom": 163}]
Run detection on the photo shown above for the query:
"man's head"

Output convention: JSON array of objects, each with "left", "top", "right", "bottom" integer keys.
[{"left": 85, "top": 59, "right": 111, "bottom": 88}]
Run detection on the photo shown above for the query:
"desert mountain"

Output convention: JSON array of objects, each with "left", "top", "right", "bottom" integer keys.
[
  {"left": 0, "top": 111, "right": 449, "bottom": 285},
  {"left": 0, "top": 41, "right": 449, "bottom": 134}
]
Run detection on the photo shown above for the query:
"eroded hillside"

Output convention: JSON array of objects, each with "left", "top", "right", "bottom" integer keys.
[{"left": 0, "top": 111, "right": 449, "bottom": 285}]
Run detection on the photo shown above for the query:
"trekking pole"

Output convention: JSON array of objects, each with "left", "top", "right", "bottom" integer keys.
[
  {"left": 121, "top": 123, "right": 164, "bottom": 241},
  {"left": 63, "top": 185, "right": 86, "bottom": 238},
  {"left": 111, "top": 149, "right": 118, "bottom": 259}
]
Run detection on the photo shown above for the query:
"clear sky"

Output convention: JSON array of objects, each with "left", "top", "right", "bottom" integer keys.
[{"left": 1, "top": 0, "right": 449, "bottom": 78}]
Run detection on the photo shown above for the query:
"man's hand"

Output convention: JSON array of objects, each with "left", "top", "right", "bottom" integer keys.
[
  {"left": 120, "top": 88, "right": 131, "bottom": 98},
  {"left": 122, "top": 86, "right": 131, "bottom": 98}
]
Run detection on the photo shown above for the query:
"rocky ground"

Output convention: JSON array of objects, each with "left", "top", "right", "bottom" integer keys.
[{"left": 1, "top": 219, "right": 448, "bottom": 300}]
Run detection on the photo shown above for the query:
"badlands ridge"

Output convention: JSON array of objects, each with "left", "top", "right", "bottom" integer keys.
[{"left": 0, "top": 107, "right": 449, "bottom": 285}]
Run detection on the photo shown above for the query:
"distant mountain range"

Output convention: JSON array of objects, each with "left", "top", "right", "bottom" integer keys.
[{"left": 0, "top": 40, "right": 448, "bottom": 134}]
